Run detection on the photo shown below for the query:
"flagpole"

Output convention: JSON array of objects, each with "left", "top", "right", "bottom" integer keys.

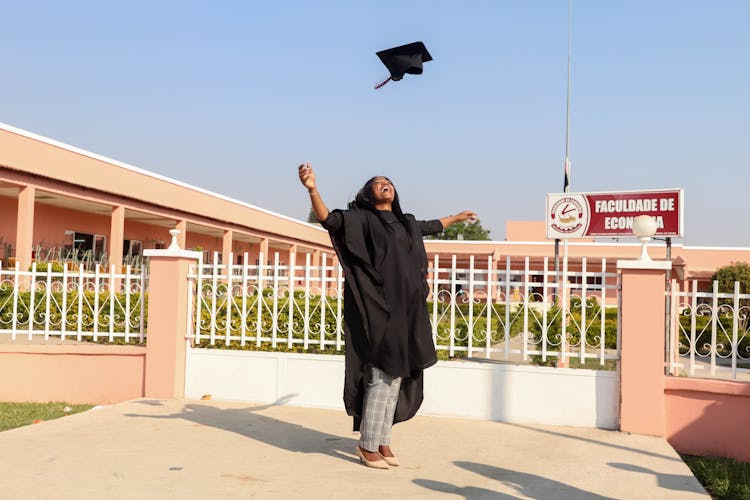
[
  {"left": 560, "top": 0, "right": 573, "bottom": 367},
  {"left": 555, "top": 0, "right": 572, "bottom": 289},
  {"left": 564, "top": 0, "right": 572, "bottom": 194}
]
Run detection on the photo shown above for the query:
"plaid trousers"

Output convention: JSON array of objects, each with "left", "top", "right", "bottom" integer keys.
[{"left": 358, "top": 366, "right": 402, "bottom": 452}]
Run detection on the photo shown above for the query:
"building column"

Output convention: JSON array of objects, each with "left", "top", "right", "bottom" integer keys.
[
  {"left": 288, "top": 244, "right": 298, "bottom": 288},
  {"left": 328, "top": 251, "right": 338, "bottom": 280},
  {"left": 617, "top": 259, "right": 671, "bottom": 436},
  {"left": 330, "top": 253, "right": 339, "bottom": 272},
  {"left": 222, "top": 229, "right": 234, "bottom": 275},
  {"left": 176, "top": 219, "right": 187, "bottom": 250},
  {"left": 491, "top": 251, "right": 501, "bottom": 301},
  {"left": 109, "top": 206, "right": 125, "bottom": 272},
  {"left": 259, "top": 238, "right": 269, "bottom": 265},
  {"left": 312, "top": 249, "right": 321, "bottom": 282},
  {"left": 15, "top": 186, "right": 35, "bottom": 271}
]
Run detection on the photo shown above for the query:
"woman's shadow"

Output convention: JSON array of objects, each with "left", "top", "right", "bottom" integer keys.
[
  {"left": 415, "top": 461, "right": 617, "bottom": 500},
  {"left": 124, "top": 397, "right": 358, "bottom": 464}
]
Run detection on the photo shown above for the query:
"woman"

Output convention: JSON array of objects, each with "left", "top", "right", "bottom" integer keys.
[{"left": 298, "top": 163, "right": 476, "bottom": 469}]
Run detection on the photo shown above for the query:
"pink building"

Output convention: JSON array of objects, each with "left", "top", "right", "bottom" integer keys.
[
  {"left": 0, "top": 123, "right": 334, "bottom": 274},
  {"left": 1, "top": 121, "right": 748, "bottom": 287}
]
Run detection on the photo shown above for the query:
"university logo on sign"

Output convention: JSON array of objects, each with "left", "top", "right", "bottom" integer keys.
[
  {"left": 549, "top": 196, "right": 586, "bottom": 236},
  {"left": 546, "top": 189, "right": 684, "bottom": 239}
]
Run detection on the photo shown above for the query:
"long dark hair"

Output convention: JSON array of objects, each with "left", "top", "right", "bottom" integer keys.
[{"left": 349, "top": 176, "right": 415, "bottom": 246}]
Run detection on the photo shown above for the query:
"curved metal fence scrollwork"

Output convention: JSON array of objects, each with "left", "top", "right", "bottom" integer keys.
[
  {"left": 669, "top": 279, "right": 750, "bottom": 381},
  {"left": 0, "top": 262, "right": 146, "bottom": 343},
  {"left": 189, "top": 252, "right": 619, "bottom": 366}
]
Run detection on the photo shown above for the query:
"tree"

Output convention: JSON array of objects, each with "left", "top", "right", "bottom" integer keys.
[
  {"left": 307, "top": 207, "right": 319, "bottom": 224},
  {"left": 711, "top": 261, "right": 750, "bottom": 333},
  {"left": 428, "top": 219, "right": 491, "bottom": 241},
  {"left": 712, "top": 261, "right": 750, "bottom": 294}
]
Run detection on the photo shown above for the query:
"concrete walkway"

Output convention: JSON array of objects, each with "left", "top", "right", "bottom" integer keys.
[{"left": 0, "top": 399, "right": 707, "bottom": 499}]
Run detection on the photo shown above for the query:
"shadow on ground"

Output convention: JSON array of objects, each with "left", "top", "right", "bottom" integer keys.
[
  {"left": 412, "top": 479, "right": 514, "bottom": 499},
  {"left": 503, "top": 422, "right": 681, "bottom": 462},
  {"left": 609, "top": 462, "right": 702, "bottom": 494},
  {"left": 125, "top": 397, "right": 358, "bottom": 464},
  {"left": 415, "top": 461, "right": 617, "bottom": 500}
]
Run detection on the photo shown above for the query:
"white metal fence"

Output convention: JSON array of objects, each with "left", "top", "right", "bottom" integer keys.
[
  {"left": 668, "top": 279, "right": 750, "bottom": 381},
  {"left": 0, "top": 262, "right": 147, "bottom": 342},
  {"left": 189, "top": 252, "right": 619, "bottom": 366}
]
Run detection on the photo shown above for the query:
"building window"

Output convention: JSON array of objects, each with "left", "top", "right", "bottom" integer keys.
[
  {"left": 568, "top": 275, "right": 603, "bottom": 286},
  {"left": 68, "top": 231, "right": 107, "bottom": 260},
  {"left": 123, "top": 239, "right": 143, "bottom": 257}
]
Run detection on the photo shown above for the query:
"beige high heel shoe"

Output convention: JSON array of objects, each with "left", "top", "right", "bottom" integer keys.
[
  {"left": 356, "top": 447, "right": 389, "bottom": 469},
  {"left": 378, "top": 447, "right": 400, "bottom": 467}
]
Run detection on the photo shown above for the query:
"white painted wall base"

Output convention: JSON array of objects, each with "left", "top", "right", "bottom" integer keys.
[{"left": 185, "top": 349, "right": 619, "bottom": 429}]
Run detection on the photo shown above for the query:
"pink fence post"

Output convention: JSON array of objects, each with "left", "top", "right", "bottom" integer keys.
[
  {"left": 617, "top": 259, "right": 671, "bottom": 436},
  {"left": 143, "top": 230, "right": 201, "bottom": 399}
]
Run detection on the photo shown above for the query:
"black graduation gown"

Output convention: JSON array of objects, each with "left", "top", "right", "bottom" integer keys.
[{"left": 321, "top": 208, "right": 443, "bottom": 431}]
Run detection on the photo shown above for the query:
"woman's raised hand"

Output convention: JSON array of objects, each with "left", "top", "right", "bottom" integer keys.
[
  {"left": 439, "top": 210, "right": 478, "bottom": 230},
  {"left": 299, "top": 163, "right": 330, "bottom": 221},
  {"left": 298, "top": 163, "right": 316, "bottom": 191},
  {"left": 455, "top": 210, "right": 478, "bottom": 223}
]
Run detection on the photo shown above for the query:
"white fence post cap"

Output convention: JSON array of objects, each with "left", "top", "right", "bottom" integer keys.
[{"left": 144, "top": 249, "right": 202, "bottom": 259}]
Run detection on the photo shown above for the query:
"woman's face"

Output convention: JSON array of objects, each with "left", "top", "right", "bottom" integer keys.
[{"left": 370, "top": 177, "right": 395, "bottom": 204}]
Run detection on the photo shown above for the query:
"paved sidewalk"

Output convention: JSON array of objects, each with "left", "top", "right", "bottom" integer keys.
[{"left": 0, "top": 399, "right": 707, "bottom": 499}]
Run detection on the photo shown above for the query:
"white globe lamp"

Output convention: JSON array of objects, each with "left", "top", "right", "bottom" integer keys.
[{"left": 632, "top": 215, "right": 658, "bottom": 261}]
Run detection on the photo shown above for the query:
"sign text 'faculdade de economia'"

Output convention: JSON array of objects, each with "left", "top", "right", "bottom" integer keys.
[{"left": 546, "top": 189, "right": 684, "bottom": 239}]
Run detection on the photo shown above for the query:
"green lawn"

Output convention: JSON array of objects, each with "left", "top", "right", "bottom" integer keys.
[
  {"left": 0, "top": 402, "right": 94, "bottom": 432},
  {"left": 682, "top": 454, "right": 750, "bottom": 500}
]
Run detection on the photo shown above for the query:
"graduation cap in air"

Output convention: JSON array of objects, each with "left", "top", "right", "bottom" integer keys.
[{"left": 374, "top": 41, "right": 433, "bottom": 89}]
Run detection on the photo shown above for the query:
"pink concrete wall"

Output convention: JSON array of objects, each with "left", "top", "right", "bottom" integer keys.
[
  {"left": 184, "top": 233, "right": 224, "bottom": 257},
  {"left": 616, "top": 261, "right": 750, "bottom": 461},
  {"left": 31, "top": 205, "right": 175, "bottom": 252},
  {"left": 505, "top": 221, "right": 548, "bottom": 242},
  {"left": 179, "top": 236, "right": 295, "bottom": 266},
  {"left": 0, "top": 344, "right": 145, "bottom": 404},
  {"left": 124, "top": 220, "right": 176, "bottom": 250},
  {"left": 19, "top": 202, "right": 244, "bottom": 261},
  {"left": 618, "top": 264, "right": 669, "bottom": 436},
  {"left": 678, "top": 247, "right": 750, "bottom": 271},
  {"left": 33, "top": 204, "right": 110, "bottom": 248},
  {"left": 144, "top": 255, "right": 192, "bottom": 398},
  {"left": 505, "top": 220, "right": 596, "bottom": 242},
  {"left": 665, "top": 377, "right": 750, "bottom": 462},
  {"left": 183, "top": 233, "right": 256, "bottom": 263}
]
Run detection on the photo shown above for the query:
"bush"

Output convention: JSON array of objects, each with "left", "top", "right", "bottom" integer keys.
[
  {"left": 0, "top": 284, "right": 146, "bottom": 343},
  {"left": 428, "top": 300, "right": 521, "bottom": 352},
  {"left": 193, "top": 291, "right": 621, "bottom": 360},
  {"left": 525, "top": 297, "right": 618, "bottom": 366},
  {"left": 677, "top": 307, "right": 750, "bottom": 357},
  {"left": 29, "top": 261, "right": 65, "bottom": 273},
  {"left": 195, "top": 290, "right": 340, "bottom": 349}
]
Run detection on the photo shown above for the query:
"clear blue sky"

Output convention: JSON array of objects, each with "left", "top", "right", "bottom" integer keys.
[{"left": 2, "top": 1, "right": 748, "bottom": 246}]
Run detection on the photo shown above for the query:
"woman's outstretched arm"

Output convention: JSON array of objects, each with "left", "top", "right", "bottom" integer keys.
[
  {"left": 439, "top": 210, "right": 478, "bottom": 229},
  {"left": 298, "top": 163, "right": 330, "bottom": 222}
]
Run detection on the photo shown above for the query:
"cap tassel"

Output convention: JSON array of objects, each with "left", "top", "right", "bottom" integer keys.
[{"left": 374, "top": 75, "right": 392, "bottom": 90}]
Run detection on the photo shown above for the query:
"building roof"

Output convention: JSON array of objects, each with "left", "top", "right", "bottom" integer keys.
[{"left": 0, "top": 122, "right": 330, "bottom": 247}]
